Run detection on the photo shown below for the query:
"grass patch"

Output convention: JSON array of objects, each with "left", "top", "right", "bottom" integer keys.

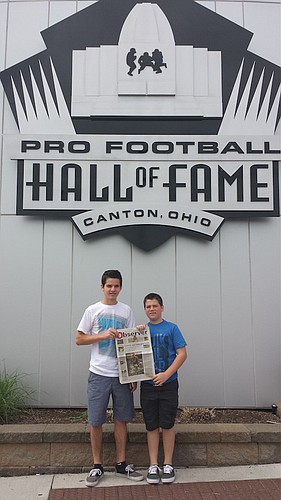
[
  {"left": 70, "top": 409, "right": 88, "bottom": 422},
  {"left": 0, "top": 365, "right": 34, "bottom": 424}
]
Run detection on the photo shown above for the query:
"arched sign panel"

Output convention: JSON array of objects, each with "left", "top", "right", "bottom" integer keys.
[{"left": 1, "top": 0, "right": 280, "bottom": 250}]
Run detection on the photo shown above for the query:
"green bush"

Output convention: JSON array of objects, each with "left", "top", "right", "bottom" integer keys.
[
  {"left": 0, "top": 365, "right": 34, "bottom": 424},
  {"left": 71, "top": 409, "right": 88, "bottom": 422}
]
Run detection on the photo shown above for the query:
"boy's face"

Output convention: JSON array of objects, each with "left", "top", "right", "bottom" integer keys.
[
  {"left": 101, "top": 278, "right": 122, "bottom": 304},
  {"left": 144, "top": 299, "right": 164, "bottom": 324}
]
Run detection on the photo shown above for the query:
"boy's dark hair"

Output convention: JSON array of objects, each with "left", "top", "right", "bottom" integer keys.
[
  {"left": 101, "top": 270, "right": 122, "bottom": 287},
  {"left": 143, "top": 293, "right": 163, "bottom": 307}
]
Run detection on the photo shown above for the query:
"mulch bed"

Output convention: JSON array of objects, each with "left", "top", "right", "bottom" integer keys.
[{"left": 3, "top": 406, "right": 281, "bottom": 425}]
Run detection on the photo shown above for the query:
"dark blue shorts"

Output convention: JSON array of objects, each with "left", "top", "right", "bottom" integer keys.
[
  {"left": 140, "top": 379, "right": 179, "bottom": 431},
  {"left": 87, "top": 371, "right": 135, "bottom": 426}
]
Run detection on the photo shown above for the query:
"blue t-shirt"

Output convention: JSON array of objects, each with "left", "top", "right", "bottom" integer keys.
[{"left": 146, "top": 319, "right": 186, "bottom": 384}]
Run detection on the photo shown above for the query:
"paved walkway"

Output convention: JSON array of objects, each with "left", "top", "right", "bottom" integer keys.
[
  {"left": 49, "top": 478, "right": 281, "bottom": 500},
  {"left": 1, "top": 464, "right": 280, "bottom": 500}
]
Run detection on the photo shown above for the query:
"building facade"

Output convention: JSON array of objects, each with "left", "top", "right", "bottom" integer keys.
[{"left": 0, "top": 0, "right": 280, "bottom": 409}]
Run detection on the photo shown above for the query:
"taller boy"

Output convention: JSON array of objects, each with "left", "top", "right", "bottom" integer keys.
[
  {"left": 140, "top": 293, "right": 187, "bottom": 484},
  {"left": 76, "top": 270, "right": 143, "bottom": 486}
]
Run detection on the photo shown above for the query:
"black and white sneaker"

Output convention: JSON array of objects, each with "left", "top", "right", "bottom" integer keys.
[
  {"left": 115, "top": 462, "right": 144, "bottom": 481},
  {"left": 162, "top": 464, "right": 175, "bottom": 483},
  {"left": 146, "top": 464, "right": 161, "bottom": 484},
  {"left": 85, "top": 467, "right": 104, "bottom": 487}
]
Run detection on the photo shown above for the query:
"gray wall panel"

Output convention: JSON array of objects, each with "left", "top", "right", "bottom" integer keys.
[
  {"left": 1, "top": 141, "right": 16, "bottom": 214},
  {"left": 131, "top": 238, "right": 177, "bottom": 323},
  {"left": 49, "top": 1, "right": 76, "bottom": 26},
  {"left": 38, "top": 219, "right": 73, "bottom": 406},
  {"left": 244, "top": 2, "right": 280, "bottom": 65},
  {"left": 6, "top": 2, "right": 48, "bottom": 68},
  {"left": 0, "top": 215, "right": 43, "bottom": 402},
  {"left": 220, "top": 221, "right": 255, "bottom": 407},
  {"left": 176, "top": 234, "right": 223, "bottom": 407},
  {"left": 216, "top": 1, "right": 243, "bottom": 26},
  {"left": 0, "top": 0, "right": 280, "bottom": 409},
  {"left": 0, "top": 3, "right": 8, "bottom": 143},
  {"left": 250, "top": 217, "right": 281, "bottom": 407}
]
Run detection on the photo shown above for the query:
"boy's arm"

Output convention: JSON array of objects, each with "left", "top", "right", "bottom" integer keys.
[
  {"left": 153, "top": 346, "right": 187, "bottom": 386},
  {"left": 75, "top": 329, "right": 117, "bottom": 345}
]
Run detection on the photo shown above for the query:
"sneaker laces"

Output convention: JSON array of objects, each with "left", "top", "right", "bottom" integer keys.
[
  {"left": 148, "top": 464, "right": 161, "bottom": 474},
  {"left": 125, "top": 464, "right": 135, "bottom": 475},
  {"left": 89, "top": 468, "right": 103, "bottom": 477},
  {"left": 163, "top": 464, "right": 173, "bottom": 474}
]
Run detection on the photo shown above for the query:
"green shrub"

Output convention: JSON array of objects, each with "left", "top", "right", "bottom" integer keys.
[
  {"left": 0, "top": 365, "right": 34, "bottom": 424},
  {"left": 70, "top": 409, "right": 88, "bottom": 422}
]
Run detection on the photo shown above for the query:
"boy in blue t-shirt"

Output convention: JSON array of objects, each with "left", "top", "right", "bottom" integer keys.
[{"left": 139, "top": 293, "right": 187, "bottom": 485}]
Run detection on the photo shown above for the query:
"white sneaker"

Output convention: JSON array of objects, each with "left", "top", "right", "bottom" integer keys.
[
  {"left": 115, "top": 463, "right": 144, "bottom": 481},
  {"left": 162, "top": 464, "right": 175, "bottom": 483},
  {"left": 146, "top": 464, "right": 161, "bottom": 484}
]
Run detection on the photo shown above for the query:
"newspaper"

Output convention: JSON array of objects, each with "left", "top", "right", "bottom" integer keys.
[{"left": 115, "top": 326, "right": 155, "bottom": 384}]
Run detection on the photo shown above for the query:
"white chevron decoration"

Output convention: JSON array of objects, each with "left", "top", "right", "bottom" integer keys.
[
  {"left": 219, "top": 58, "right": 280, "bottom": 135},
  {"left": 11, "top": 57, "right": 74, "bottom": 133}
]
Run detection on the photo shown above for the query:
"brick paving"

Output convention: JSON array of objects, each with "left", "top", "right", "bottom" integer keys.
[{"left": 49, "top": 478, "right": 281, "bottom": 500}]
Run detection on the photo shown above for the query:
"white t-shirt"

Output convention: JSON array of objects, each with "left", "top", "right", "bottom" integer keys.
[{"left": 77, "top": 301, "right": 135, "bottom": 377}]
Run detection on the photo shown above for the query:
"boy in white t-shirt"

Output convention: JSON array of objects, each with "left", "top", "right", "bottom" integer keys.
[{"left": 76, "top": 270, "right": 143, "bottom": 487}]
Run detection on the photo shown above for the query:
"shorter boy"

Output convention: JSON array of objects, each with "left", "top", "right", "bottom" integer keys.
[{"left": 140, "top": 293, "right": 187, "bottom": 484}]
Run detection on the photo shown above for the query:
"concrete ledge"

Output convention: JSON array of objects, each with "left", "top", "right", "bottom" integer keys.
[{"left": 0, "top": 422, "right": 280, "bottom": 476}]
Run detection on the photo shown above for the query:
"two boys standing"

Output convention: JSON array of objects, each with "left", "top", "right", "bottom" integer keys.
[{"left": 76, "top": 270, "right": 187, "bottom": 487}]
